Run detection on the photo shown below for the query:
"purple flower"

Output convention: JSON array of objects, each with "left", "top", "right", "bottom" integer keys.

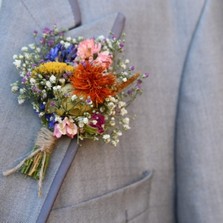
[
  {"left": 50, "top": 101, "right": 56, "bottom": 106},
  {"left": 21, "top": 77, "right": 27, "bottom": 84},
  {"left": 90, "top": 113, "right": 105, "bottom": 134},
  {"left": 33, "top": 30, "right": 38, "bottom": 36},
  {"left": 43, "top": 27, "right": 51, "bottom": 34},
  {"left": 136, "top": 79, "right": 143, "bottom": 89},
  {"left": 127, "top": 88, "right": 134, "bottom": 95},
  {"left": 47, "top": 39, "right": 55, "bottom": 47},
  {"left": 119, "top": 43, "right": 124, "bottom": 48},
  {"left": 32, "top": 86, "right": 41, "bottom": 94},
  {"left": 143, "top": 73, "right": 149, "bottom": 78},
  {"left": 129, "top": 66, "right": 135, "bottom": 71}
]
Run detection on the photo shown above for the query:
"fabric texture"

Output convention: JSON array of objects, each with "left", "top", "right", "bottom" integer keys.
[
  {"left": 1, "top": 0, "right": 223, "bottom": 223},
  {"left": 0, "top": 0, "right": 79, "bottom": 222},
  {"left": 176, "top": 0, "right": 223, "bottom": 222}
]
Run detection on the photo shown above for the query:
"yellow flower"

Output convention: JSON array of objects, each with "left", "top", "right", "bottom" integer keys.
[{"left": 32, "top": 62, "right": 74, "bottom": 76}]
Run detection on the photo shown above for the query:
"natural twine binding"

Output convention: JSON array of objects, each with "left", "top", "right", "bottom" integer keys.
[{"left": 3, "top": 127, "right": 57, "bottom": 197}]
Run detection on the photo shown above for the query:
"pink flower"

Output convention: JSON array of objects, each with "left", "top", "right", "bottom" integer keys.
[
  {"left": 77, "top": 39, "right": 101, "bottom": 60},
  {"left": 95, "top": 51, "right": 113, "bottom": 69},
  {"left": 53, "top": 117, "right": 78, "bottom": 138}
]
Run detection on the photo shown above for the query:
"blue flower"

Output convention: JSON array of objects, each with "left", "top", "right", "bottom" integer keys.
[
  {"left": 45, "top": 114, "right": 55, "bottom": 130},
  {"left": 45, "top": 43, "right": 77, "bottom": 62},
  {"left": 45, "top": 43, "right": 62, "bottom": 61},
  {"left": 39, "top": 103, "right": 45, "bottom": 111}
]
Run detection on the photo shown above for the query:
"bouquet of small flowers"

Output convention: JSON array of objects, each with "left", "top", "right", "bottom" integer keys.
[{"left": 3, "top": 26, "right": 148, "bottom": 196}]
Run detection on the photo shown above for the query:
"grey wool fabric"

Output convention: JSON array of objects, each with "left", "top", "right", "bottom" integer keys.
[{"left": 0, "top": 0, "right": 223, "bottom": 222}]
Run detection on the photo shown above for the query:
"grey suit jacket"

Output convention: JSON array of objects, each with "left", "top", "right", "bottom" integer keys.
[{"left": 0, "top": 0, "right": 222, "bottom": 222}]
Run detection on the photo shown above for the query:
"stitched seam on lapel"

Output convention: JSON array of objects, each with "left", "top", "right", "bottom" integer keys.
[
  {"left": 51, "top": 171, "right": 152, "bottom": 211},
  {"left": 173, "top": 0, "right": 209, "bottom": 222}
]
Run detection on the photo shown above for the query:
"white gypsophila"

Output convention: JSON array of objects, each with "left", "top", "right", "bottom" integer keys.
[
  {"left": 50, "top": 75, "right": 56, "bottom": 83},
  {"left": 125, "top": 59, "right": 130, "bottom": 64},
  {"left": 66, "top": 37, "right": 71, "bottom": 41},
  {"left": 53, "top": 86, "right": 57, "bottom": 92},
  {"left": 42, "top": 89, "right": 47, "bottom": 98},
  {"left": 24, "top": 53, "right": 30, "bottom": 59},
  {"left": 94, "top": 137, "right": 99, "bottom": 141},
  {"left": 123, "top": 124, "right": 130, "bottom": 130},
  {"left": 28, "top": 43, "right": 35, "bottom": 49},
  {"left": 110, "top": 119, "right": 116, "bottom": 126},
  {"left": 117, "top": 130, "right": 122, "bottom": 136},
  {"left": 109, "top": 117, "right": 116, "bottom": 126},
  {"left": 72, "top": 38, "right": 77, "bottom": 43},
  {"left": 36, "top": 47, "right": 41, "bottom": 53},
  {"left": 20, "top": 71, "right": 26, "bottom": 77},
  {"left": 46, "top": 81, "right": 52, "bottom": 89},
  {"left": 30, "top": 78, "right": 36, "bottom": 85},
  {"left": 103, "top": 134, "right": 111, "bottom": 143},
  {"left": 19, "top": 55, "right": 23, "bottom": 59},
  {"left": 59, "top": 78, "right": 65, "bottom": 85},
  {"left": 111, "top": 139, "right": 119, "bottom": 147},
  {"left": 122, "top": 117, "right": 130, "bottom": 125},
  {"left": 120, "top": 108, "right": 128, "bottom": 116},
  {"left": 122, "top": 77, "right": 127, "bottom": 82},
  {"left": 64, "top": 42, "right": 71, "bottom": 48},
  {"left": 19, "top": 88, "right": 26, "bottom": 94},
  {"left": 71, "top": 94, "right": 77, "bottom": 101},
  {"left": 100, "top": 106, "right": 105, "bottom": 112},
  {"left": 56, "top": 85, "right": 61, "bottom": 90},
  {"left": 32, "top": 102, "right": 39, "bottom": 112},
  {"left": 109, "top": 96, "right": 118, "bottom": 103},
  {"left": 38, "top": 112, "right": 45, "bottom": 117},
  {"left": 11, "top": 85, "right": 19, "bottom": 93},
  {"left": 107, "top": 102, "right": 115, "bottom": 110},
  {"left": 21, "top": 46, "right": 28, "bottom": 51},
  {"left": 77, "top": 36, "right": 84, "bottom": 41},
  {"left": 97, "top": 35, "right": 105, "bottom": 40},
  {"left": 121, "top": 63, "right": 126, "bottom": 69},
  {"left": 83, "top": 117, "right": 89, "bottom": 124},
  {"left": 60, "top": 40, "right": 65, "bottom": 44},
  {"left": 118, "top": 101, "right": 126, "bottom": 108},
  {"left": 106, "top": 39, "right": 112, "bottom": 49},
  {"left": 38, "top": 74, "right": 43, "bottom": 79},
  {"left": 18, "top": 96, "right": 25, "bottom": 105},
  {"left": 13, "top": 60, "right": 22, "bottom": 68},
  {"left": 78, "top": 121, "right": 84, "bottom": 128},
  {"left": 54, "top": 115, "right": 62, "bottom": 122},
  {"left": 13, "top": 55, "right": 18, "bottom": 59}
]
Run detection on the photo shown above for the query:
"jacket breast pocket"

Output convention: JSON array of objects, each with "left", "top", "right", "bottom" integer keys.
[{"left": 48, "top": 171, "right": 153, "bottom": 223}]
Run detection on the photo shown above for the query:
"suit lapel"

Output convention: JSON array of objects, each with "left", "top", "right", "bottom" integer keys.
[
  {"left": 38, "top": 12, "right": 125, "bottom": 222},
  {"left": 0, "top": 1, "right": 125, "bottom": 221},
  {"left": 0, "top": 0, "right": 79, "bottom": 222}
]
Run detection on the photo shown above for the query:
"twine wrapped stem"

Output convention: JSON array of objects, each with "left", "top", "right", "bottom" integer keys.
[{"left": 3, "top": 128, "right": 57, "bottom": 196}]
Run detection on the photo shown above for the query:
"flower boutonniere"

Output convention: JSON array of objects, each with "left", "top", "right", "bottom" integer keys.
[{"left": 3, "top": 26, "right": 149, "bottom": 196}]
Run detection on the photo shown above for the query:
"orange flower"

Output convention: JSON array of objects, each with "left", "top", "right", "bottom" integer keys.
[{"left": 70, "top": 62, "right": 116, "bottom": 104}]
